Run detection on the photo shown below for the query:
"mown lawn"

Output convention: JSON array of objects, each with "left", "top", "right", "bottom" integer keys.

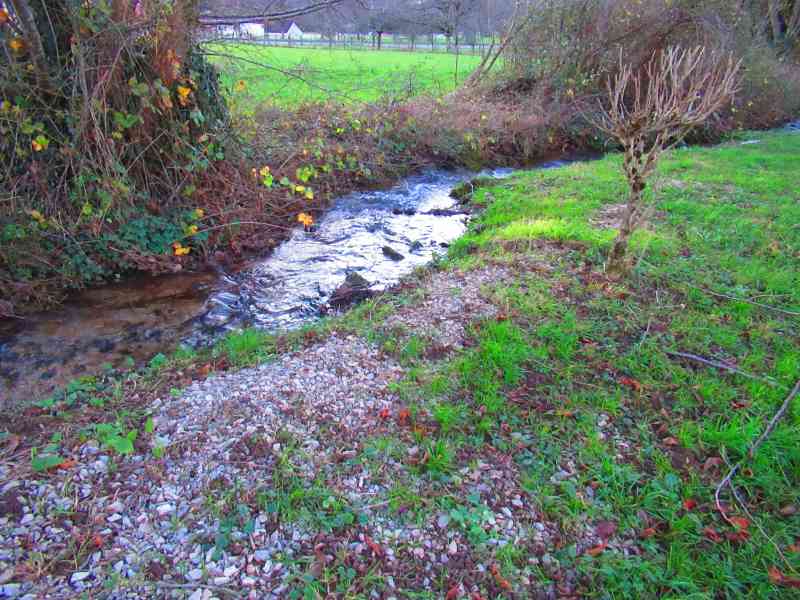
[{"left": 204, "top": 43, "right": 483, "bottom": 106}]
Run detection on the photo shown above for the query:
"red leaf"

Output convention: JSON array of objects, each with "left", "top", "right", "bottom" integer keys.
[
  {"left": 703, "top": 527, "right": 723, "bottom": 543},
  {"left": 471, "top": 595, "right": 486, "bottom": 600},
  {"left": 767, "top": 566, "right": 800, "bottom": 587},
  {"left": 769, "top": 567, "right": 784, "bottom": 585},
  {"left": 640, "top": 527, "right": 657, "bottom": 539},
  {"left": 57, "top": 458, "right": 78, "bottom": 470},
  {"left": 682, "top": 498, "right": 697, "bottom": 511},
  {"left": 445, "top": 585, "right": 461, "bottom": 600},
  {"left": 364, "top": 535, "right": 383, "bottom": 558},
  {"left": 398, "top": 407, "right": 411, "bottom": 425},
  {"left": 92, "top": 534, "right": 104, "bottom": 548},
  {"left": 730, "top": 517, "right": 750, "bottom": 531},
  {"left": 489, "top": 564, "right": 512, "bottom": 590},
  {"left": 619, "top": 376, "right": 642, "bottom": 392},
  {"left": 586, "top": 542, "right": 607, "bottom": 556},
  {"left": 726, "top": 529, "right": 751, "bottom": 544},
  {"left": 379, "top": 408, "right": 390, "bottom": 420}
]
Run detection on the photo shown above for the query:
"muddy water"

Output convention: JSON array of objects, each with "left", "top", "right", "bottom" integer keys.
[{"left": 0, "top": 163, "right": 572, "bottom": 406}]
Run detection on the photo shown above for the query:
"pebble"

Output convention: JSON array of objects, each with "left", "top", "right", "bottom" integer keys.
[
  {"left": 1, "top": 584, "right": 21, "bottom": 598},
  {"left": 69, "top": 572, "right": 90, "bottom": 584}
]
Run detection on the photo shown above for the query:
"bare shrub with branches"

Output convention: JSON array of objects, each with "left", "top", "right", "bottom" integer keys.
[{"left": 592, "top": 46, "right": 741, "bottom": 275}]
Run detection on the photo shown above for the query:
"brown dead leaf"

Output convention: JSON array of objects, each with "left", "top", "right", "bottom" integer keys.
[
  {"left": 703, "top": 527, "right": 723, "bottom": 543},
  {"left": 364, "top": 535, "right": 384, "bottom": 558},
  {"left": 595, "top": 520, "right": 618, "bottom": 540},
  {"left": 726, "top": 529, "right": 751, "bottom": 544},
  {"left": 640, "top": 527, "right": 657, "bottom": 539},
  {"left": 398, "top": 407, "right": 411, "bottom": 425},
  {"left": 2, "top": 434, "right": 20, "bottom": 455},
  {"left": 769, "top": 566, "right": 800, "bottom": 588},
  {"left": 619, "top": 376, "right": 642, "bottom": 392},
  {"left": 586, "top": 542, "right": 607, "bottom": 556},
  {"left": 490, "top": 564, "right": 512, "bottom": 591},
  {"left": 729, "top": 516, "right": 750, "bottom": 531}
]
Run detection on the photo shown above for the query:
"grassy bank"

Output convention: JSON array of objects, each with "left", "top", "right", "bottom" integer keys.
[
  {"left": 3, "top": 130, "right": 799, "bottom": 598},
  {"left": 426, "top": 130, "right": 800, "bottom": 596},
  {"left": 206, "top": 44, "right": 484, "bottom": 106}
]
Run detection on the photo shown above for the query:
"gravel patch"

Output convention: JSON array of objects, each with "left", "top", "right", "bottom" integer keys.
[
  {"left": 382, "top": 264, "right": 511, "bottom": 353},
  {"left": 0, "top": 334, "right": 404, "bottom": 598},
  {"left": 0, "top": 265, "right": 579, "bottom": 598}
]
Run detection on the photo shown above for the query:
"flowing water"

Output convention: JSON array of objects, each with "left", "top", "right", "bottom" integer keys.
[{"left": 0, "top": 162, "right": 574, "bottom": 406}]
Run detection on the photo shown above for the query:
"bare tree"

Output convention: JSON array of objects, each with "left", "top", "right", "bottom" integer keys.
[{"left": 592, "top": 46, "right": 741, "bottom": 275}]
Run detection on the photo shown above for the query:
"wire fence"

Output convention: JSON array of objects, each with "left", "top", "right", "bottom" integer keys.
[{"left": 198, "top": 31, "right": 496, "bottom": 55}]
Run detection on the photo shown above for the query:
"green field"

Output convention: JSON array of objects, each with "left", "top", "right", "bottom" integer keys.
[{"left": 205, "top": 43, "right": 484, "bottom": 106}]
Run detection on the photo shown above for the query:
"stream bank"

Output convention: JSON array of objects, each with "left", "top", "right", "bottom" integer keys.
[{"left": 0, "top": 162, "right": 572, "bottom": 406}]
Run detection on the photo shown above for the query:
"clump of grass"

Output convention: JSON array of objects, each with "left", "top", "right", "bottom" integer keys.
[{"left": 218, "top": 328, "right": 272, "bottom": 366}]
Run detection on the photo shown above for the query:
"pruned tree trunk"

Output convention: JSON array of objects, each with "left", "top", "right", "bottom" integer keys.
[{"left": 590, "top": 47, "right": 740, "bottom": 276}]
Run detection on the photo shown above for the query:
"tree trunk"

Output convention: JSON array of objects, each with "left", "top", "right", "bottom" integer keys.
[
  {"left": 8, "top": 0, "right": 53, "bottom": 94},
  {"left": 606, "top": 187, "right": 642, "bottom": 276},
  {"left": 768, "top": 0, "right": 783, "bottom": 42},
  {"left": 606, "top": 180, "right": 644, "bottom": 275}
]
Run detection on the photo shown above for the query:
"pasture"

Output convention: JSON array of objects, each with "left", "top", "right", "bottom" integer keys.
[{"left": 205, "top": 43, "right": 485, "bottom": 106}]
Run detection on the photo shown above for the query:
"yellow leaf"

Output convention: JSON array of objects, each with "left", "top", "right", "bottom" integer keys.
[
  {"left": 9, "top": 38, "right": 24, "bottom": 52},
  {"left": 234, "top": 80, "right": 247, "bottom": 93},
  {"left": 193, "top": 208, "right": 204, "bottom": 219},
  {"left": 305, "top": 190, "right": 314, "bottom": 200}
]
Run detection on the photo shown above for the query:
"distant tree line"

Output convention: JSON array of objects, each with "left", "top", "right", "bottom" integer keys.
[{"left": 198, "top": 0, "right": 516, "bottom": 49}]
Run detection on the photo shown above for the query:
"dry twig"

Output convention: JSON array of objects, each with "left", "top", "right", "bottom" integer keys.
[{"left": 715, "top": 378, "right": 800, "bottom": 522}]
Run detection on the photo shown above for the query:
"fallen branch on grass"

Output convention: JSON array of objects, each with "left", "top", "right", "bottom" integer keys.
[
  {"left": 700, "top": 287, "right": 800, "bottom": 317},
  {"left": 715, "top": 378, "right": 800, "bottom": 520},
  {"left": 666, "top": 350, "right": 780, "bottom": 386}
]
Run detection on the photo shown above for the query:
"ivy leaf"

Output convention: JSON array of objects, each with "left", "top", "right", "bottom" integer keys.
[{"left": 31, "top": 453, "right": 65, "bottom": 472}]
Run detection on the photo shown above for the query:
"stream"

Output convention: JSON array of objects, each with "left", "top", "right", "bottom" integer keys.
[{"left": 0, "top": 161, "right": 574, "bottom": 406}]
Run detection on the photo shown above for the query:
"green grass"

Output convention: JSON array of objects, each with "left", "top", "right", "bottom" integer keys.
[
  {"left": 430, "top": 130, "right": 800, "bottom": 597},
  {"left": 11, "top": 130, "right": 800, "bottom": 598},
  {"left": 206, "top": 43, "right": 483, "bottom": 106}
]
